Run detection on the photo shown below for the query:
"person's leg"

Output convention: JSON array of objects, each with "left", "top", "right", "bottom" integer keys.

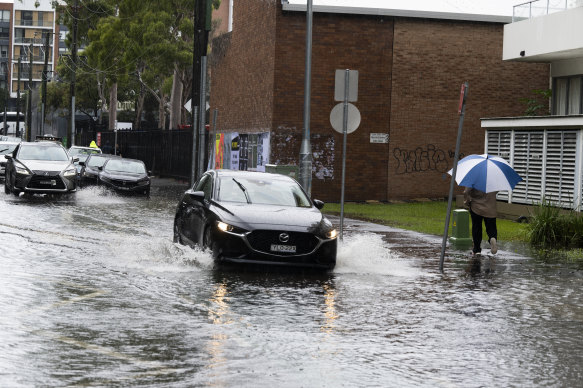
[
  {"left": 469, "top": 209, "right": 483, "bottom": 254},
  {"left": 484, "top": 217, "right": 498, "bottom": 253}
]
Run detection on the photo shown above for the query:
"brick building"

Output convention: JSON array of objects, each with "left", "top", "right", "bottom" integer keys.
[{"left": 209, "top": 0, "right": 549, "bottom": 202}]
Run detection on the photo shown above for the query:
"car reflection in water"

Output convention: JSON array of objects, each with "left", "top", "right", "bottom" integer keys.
[
  {"left": 173, "top": 170, "right": 338, "bottom": 270},
  {"left": 98, "top": 158, "right": 151, "bottom": 196}
]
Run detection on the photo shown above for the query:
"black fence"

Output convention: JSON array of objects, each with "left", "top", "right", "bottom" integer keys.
[{"left": 77, "top": 129, "right": 206, "bottom": 180}]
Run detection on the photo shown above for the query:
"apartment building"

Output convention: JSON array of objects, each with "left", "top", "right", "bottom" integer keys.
[{"left": 482, "top": 0, "right": 583, "bottom": 209}]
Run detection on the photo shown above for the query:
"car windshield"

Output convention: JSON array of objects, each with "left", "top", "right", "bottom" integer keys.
[
  {"left": 218, "top": 176, "right": 312, "bottom": 207},
  {"left": 0, "top": 144, "right": 17, "bottom": 155},
  {"left": 18, "top": 145, "right": 69, "bottom": 161},
  {"left": 70, "top": 148, "right": 101, "bottom": 156},
  {"left": 87, "top": 156, "right": 110, "bottom": 168},
  {"left": 104, "top": 159, "right": 146, "bottom": 174}
]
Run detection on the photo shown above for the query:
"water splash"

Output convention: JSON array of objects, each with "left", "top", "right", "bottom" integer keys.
[{"left": 335, "top": 232, "right": 418, "bottom": 276}]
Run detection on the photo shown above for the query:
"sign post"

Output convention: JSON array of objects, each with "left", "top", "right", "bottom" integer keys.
[
  {"left": 331, "top": 69, "right": 360, "bottom": 241},
  {"left": 439, "top": 82, "right": 469, "bottom": 273}
]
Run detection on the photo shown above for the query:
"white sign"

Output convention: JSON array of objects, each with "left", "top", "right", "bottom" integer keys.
[
  {"left": 330, "top": 103, "right": 361, "bottom": 134},
  {"left": 334, "top": 69, "right": 359, "bottom": 102},
  {"left": 370, "top": 133, "right": 389, "bottom": 143}
]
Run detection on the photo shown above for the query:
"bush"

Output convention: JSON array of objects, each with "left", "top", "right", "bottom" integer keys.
[{"left": 528, "top": 197, "right": 583, "bottom": 248}]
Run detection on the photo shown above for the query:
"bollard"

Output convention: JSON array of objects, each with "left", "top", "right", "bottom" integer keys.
[{"left": 449, "top": 209, "right": 472, "bottom": 249}]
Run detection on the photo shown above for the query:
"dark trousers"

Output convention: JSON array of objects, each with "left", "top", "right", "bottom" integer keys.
[{"left": 469, "top": 209, "right": 497, "bottom": 253}]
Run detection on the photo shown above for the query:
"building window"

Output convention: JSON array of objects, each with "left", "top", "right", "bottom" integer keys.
[
  {"left": 21, "top": 11, "right": 32, "bottom": 26},
  {"left": 553, "top": 75, "right": 583, "bottom": 115},
  {"left": 0, "top": 27, "right": 8, "bottom": 39},
  {"left": 0, "top": 10, "right": 10, "bottom": 23}
]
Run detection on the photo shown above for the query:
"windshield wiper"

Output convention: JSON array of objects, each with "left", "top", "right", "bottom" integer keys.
[
  {"left": 0, "top": 148, "right": 9, "bottom": 153},
  {"left": 232, "top": 178, "right": 251, "bottom": 204}
]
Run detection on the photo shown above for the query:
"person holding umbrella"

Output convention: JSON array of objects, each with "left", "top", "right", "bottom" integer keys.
[
  {"left": 448, "top": 154, "right": 523, "bottom": 256},
  {"left": 464, "top": 187, "right": 498, "bottom": 255}
]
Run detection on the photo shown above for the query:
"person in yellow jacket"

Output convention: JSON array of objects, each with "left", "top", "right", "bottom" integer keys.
[
  {"left": 89, "top": 140, "right": 98, "bottom": 148},
  {"left": 464, "top": 187, "right": 498, "bottom": 256}
]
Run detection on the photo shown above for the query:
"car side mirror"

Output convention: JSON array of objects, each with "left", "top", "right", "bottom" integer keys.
[
  {"left": 79, "top": 161, "right": 85, "bottom": 166},
  {"left": 98, "top": 166, "right": 103, "bottom": 171},
  {"left": 313, "top": 199, "right": 325, "bottom": 209},
  {"left": 73, "top": 157, "right": 79, "bottom": 163},
  {"left": 148, "top": 170, "right": 152, "bottom": 176},
  {"left": 188, "top": 190, "right": 206, "bottom": 203},
  {"left": 4, "top": 154, "right": 10, "bottom": 160}
]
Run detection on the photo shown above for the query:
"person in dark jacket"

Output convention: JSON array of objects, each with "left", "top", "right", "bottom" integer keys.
[{"left": 464, "top": 187, "right": 498, "bottom": 255}]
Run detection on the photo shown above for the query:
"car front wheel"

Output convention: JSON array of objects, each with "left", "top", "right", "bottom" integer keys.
[
  {"left": 203, "top": 225, "right": 216, "bottom": 258},
  {"left": 4, "top": 178, "right": 10, "bottom": 194},
  {"left": 173, "top": 217, "right": 182, "bottom": 244}
]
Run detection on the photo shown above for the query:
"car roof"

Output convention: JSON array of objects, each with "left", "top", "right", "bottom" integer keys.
[
  {"left": 0, "top": 140, "right": 20, "bottom": 145},
  {"left": 212, "top": 169, "right": 295, "bottom": 182},
  {"left": 21, "top": 141, "right": 64, "bottom": 147},
  {"left": 104, "top": 157, "right": 145, "bottom": 164}
]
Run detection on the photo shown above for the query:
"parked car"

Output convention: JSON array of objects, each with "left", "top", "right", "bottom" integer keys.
[
  {"left": 173, "top": 170, "right": 338, "bottom": 270},
  {"left": 78, "top": 153, "right": 119, "bottom": 187},
  {"left": 0, "top": 141, "right": 20, "bottom": 178},
  {"left": 68, "top": 145, "right": 102, "bottom": 177},
  {"left": 98, "top": 157, "right": 150, "bottom": 196},
  {"left": 4, "top": 141, "right": 78, "bottom": 196}
]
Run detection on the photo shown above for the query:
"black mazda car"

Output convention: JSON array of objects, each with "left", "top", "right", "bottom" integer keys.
[
  {"left": 98, "top": 157, "right": 150, "bottom": 196},
  {"left": 173, "top": 170, "right": 338, "bottom": 270}
]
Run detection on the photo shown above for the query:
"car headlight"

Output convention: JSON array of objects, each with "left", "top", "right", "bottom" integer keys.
[
  {"left": 216, "top": 221, "right": 247, "bottom": 235},
  {"left": 137, "top": 179, "right": 150, "bottom": 186},
  {"left": 63, "top": 168, "right": 77, "bottom": 177},
  {"left": 15, "top": 164, "right": 30, "bottom": 175},
  {"left": 326, "top": 229, "right": 338, "bottom": 239}
]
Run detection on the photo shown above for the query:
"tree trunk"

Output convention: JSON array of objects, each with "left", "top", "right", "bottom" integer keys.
[
  {"left": 108, "top": 82, "right": 117, "bottom": 131},
  {"left": 159, "top": 91, "right": 167, "bottom": 130},
  {"left": 134, "top": 82, "right": 145, "bottom": 130},
  {"left": 169, "top": 63, "right": 183, "bottom": 130}
]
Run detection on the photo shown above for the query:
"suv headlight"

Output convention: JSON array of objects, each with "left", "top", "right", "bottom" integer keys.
[
  {"left": 63, "top": 167, "right": 77, "bottom": 177},
  {"left": 137, "top": 178, "right": 150, "bottom": 186},
  {"left": 15, "top": 163, "right": 30, "bottom": 175}
]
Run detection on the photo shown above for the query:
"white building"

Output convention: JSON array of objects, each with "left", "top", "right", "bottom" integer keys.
[{"left": 482, "top": 0, "right": 583, "bottom": 209}]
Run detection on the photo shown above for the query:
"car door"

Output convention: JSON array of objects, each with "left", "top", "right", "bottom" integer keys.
[{"left": 182, "top": 173, "right": 214, "bottom": 245}]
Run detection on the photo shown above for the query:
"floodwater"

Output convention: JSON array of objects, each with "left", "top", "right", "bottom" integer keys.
[{"left": 1, "top": 179, "right": 582, "bottom": 387}]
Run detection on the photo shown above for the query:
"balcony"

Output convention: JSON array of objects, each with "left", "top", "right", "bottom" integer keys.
[
  {"left": 504, "top": 2, "right": 583, "bottom": 62},
  {"left": 14, "top": 19, "right": 53, "bottom": 28}
]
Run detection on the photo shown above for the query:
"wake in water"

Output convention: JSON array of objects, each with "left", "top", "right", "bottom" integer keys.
[{"left": 335, "top": 232, "right": 419, "bottom": 277}]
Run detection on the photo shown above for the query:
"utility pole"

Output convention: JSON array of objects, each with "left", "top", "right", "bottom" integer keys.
[
  {"left": 41, "top": 32, "right": 50, "bottom": 136},
  {"left": 16, "top": 57, "right": 21, "bottom": 138},
  {"left": 27, "top": 42, "right": 33, "bottom": 141},
  {"left": 298, "top": 0, "right": 314, "bottom": 195},
  {"left": 69, "top": 0, "right": 79, "bottom": 148},
  {"left": 192, "top": 0, "right": 211, "bottom": 184}
]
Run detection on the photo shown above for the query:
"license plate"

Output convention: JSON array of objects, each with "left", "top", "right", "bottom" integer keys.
[
  {"left": 270, "top": 244, "right": 296, "bottom": 253},
  {"left": 40, "top": 180, "right": 56, "bottom": 186}
]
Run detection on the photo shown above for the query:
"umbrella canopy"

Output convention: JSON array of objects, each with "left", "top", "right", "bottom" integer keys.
[{"left": 448, "top": 154, "right": 522, "bottom": 193}]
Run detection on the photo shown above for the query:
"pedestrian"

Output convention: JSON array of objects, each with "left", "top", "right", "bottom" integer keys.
[{"left": 464, "top": 187, "right": 498, "bottom": 255}]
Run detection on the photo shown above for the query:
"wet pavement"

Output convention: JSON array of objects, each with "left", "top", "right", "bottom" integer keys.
[{"left": 1, "top": 178, "right": 582, "bottom": 387}]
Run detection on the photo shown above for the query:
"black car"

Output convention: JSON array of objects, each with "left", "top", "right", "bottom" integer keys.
[
  {"left": 4, "top": 141, "right": 78, "bottom": 196},
  {"left": 173, "top": 170, "right": 338, "bottom": 270},
  {"left": 78, "top": 153, "right": 119, "bottom": 187},
  {"left": 98, "top": 157, "right": 150, "bottom": 196}
]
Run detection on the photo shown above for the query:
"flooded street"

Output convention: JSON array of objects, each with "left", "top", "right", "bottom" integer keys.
[{"left": 1, "top": 179, "right": 582, "bottom": 387}]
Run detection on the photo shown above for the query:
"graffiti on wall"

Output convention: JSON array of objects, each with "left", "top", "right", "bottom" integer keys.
[
  {"left": 312, "top": 135, "right": 335, "bottom": 180},
  {"left": 393, "top": 144, "right": 464, "bottom": 175}
]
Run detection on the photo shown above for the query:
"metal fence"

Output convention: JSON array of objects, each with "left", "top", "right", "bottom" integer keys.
[
  {"left": 512, "top": 0, "right": 581, "bottom": 22},
  {"left": 77, "top": 129, "right": 201, "bottom": 180}
]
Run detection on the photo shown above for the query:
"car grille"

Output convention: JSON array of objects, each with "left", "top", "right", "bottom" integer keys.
[
  {"left": 246, "top": 230, "right": 319, "bottom": 255},
  {"left": 32, "top": 170, "right": 61, "bottom": 176},
  {"left": 109, "top": 179, "right": 139, "bottom": 189},
  {"left": 28, "top": 174, "right": 66, "bottom": 190}
]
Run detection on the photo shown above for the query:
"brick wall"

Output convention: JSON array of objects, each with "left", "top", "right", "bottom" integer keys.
[
  {"left": 210, "top": 1, "right": 550, "bottom": 202},
  {"left": 209, "top": 0, "right": 277, "bottom": 133},
  {"left": 388, "top": 18, "right": 549, "bottom": 199}
]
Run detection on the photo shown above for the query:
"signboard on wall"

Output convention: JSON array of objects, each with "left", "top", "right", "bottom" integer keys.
[{"left": 370, "top": 133, "right": 389, "bottom": 143}]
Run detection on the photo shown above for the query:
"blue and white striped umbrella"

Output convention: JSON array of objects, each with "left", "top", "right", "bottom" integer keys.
[{"left": 448, "top": 154, "right": 522, "bottom": 193}]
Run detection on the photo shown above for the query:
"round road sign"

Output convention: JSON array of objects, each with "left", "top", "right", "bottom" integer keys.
[{"left": 330, "top": 103, "right": 361, "bottom": 134}]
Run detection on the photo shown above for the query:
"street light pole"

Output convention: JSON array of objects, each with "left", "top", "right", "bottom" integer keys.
[
  {"left": 41, "top": 32, "right": 50, "bottom": 136},
  {"left": 298, "top": 0, "right": 313, "bottom": 195},
  {"left": 16, "top": 57, "right": 21, "bottom": 138},
  {"left": 27, "top": 42, "right": 33, "bottom": 141},
  {"left": 69, "top": 0, "right": 79, "bottom": 148}
]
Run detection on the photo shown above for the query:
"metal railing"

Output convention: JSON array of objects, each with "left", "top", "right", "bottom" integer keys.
[
  {"left": 513, "top": 0, "right": 582, "bottom": 22},
  {"left": 14, "top": 19, "right": 53, "bottom": 28}
]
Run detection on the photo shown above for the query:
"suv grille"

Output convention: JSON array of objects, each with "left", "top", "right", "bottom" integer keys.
[
  {"left": 246, "top": 230, "right": 319, "bottom": 255},
  {"left": 28, "top": 174, "right": 66, "bottom": 190}
]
